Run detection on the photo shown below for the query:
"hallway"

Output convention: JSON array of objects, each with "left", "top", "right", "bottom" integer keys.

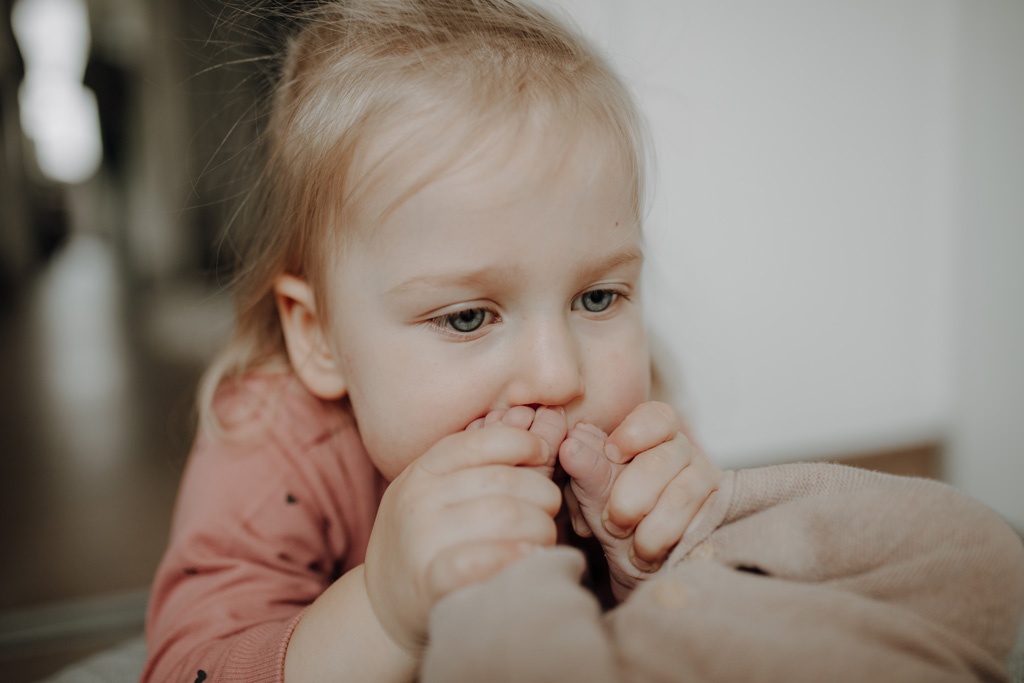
[{"left": 0, "top": 232, "right": 229, "bottom": 680}]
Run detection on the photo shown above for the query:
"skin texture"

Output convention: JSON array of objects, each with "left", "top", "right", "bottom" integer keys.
[
  {"left": 559, "top": 402, "right": 722, "bottom": 601},
  {"left": 276, "top": 122, "right": 720, "bottom": 681}
]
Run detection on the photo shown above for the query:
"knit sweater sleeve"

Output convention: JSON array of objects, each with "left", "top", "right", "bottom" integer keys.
[
  {"left": 141, "top": 376, "right": 383, "bottom": 683},
  {"left": 422, "top": 463, "right": 1024, "bottom": 683}
]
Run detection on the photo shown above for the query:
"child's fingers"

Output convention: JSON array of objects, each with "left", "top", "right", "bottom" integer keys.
[
  {"left": 426, "top": 540, "right": 538, "bottom": 600},
  {"left": 603, "top": 438, "right": 691, "bottom": 537},
  {"left": 466, "top": 407, "right": 566, "bottom": 471},
  {"left": 467, "top": 408, "right": 513, "bottom": 430},
  {"left": 629, "top": 459, "right": 720, "bottom": 567},
  {"left": 604, "top": 402, "right": 681, "bottom": 464},
  {"left": 419, "top": 426, "right": 550, "bottom": 475},
  {"left": 431, "top": 495, "right": 558, "bottom": 555},
  {"left": 439, "top": 465, "right": 562, "bottom": 517},
  {"left": 493, "top": 406, "right": 528, "bottom": 427}
]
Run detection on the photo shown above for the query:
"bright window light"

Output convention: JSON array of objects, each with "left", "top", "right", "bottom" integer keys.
[{"left": 12, "top": 0, "right": 103, "bottom": 184}]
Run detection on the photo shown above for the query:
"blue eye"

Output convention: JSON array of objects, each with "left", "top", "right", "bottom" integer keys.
[
  {"left": 447, "top": 308, "right": 486, "bottom": 332},
  {"left": 429, "top": 308, "right": 499, "bottom": 335},
  {"left": 426, "top": 306, "right": 499, "bottom": 338},
  {"left": 580, "top": 289, "right": 616, "bottom": 313}
]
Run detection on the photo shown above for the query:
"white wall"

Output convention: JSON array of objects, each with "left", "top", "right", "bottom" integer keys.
[
  {"left": 946, "top": 1, "right": 1024, "bottom": 531},
  {"left": 547, "top": 1, "right": 1023, "bottom": 529}
]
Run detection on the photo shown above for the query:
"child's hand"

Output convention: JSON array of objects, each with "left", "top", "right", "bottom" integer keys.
[
  {"left": 558, "top": 402, "right": 721, "bottom": 601},
  {"left": 465, "top": 405, "right": 566, "bottom": 479},
  {"left": 363, "top": 406, "right": 566, "bottom": 656}
]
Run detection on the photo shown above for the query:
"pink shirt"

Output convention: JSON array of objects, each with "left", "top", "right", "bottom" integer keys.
[{"left": 142, "top": 374, "right": 386, "bottom": 683}]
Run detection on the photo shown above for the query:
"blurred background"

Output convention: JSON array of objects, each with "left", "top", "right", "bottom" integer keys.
[{"left": 0, "top": 0, "right": 1021, "bottom": 680}]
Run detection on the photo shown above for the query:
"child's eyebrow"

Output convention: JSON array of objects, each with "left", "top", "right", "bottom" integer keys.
[
  {"left": 385, "top": 267, "right": 515, "bottom": 298},
  {"left": 571, "top": 245, "right": 644, "bottom": 283},
  {"left": 385, "top": 246, "right": 644, "bottom": 298}
]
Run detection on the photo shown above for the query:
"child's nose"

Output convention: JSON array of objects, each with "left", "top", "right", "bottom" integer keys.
[{"left": 506, "top": 318, "right": 584, "bottom": 409}]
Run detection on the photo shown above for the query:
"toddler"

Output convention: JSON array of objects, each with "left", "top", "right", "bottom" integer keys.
[{"left": 143, "top": 1, "right": 1024, "bottom": 682}]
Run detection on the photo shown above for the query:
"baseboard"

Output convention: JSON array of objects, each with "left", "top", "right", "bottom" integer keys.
[
  {"left": 830, "top": 441, "right": 943, "bottom": 479},
  {"left": 0, "top": 588, "right": 148, "bottom": 655}
]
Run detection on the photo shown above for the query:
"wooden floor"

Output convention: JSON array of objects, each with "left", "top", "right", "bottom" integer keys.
[{"left": 0, "top": 234, "right": 220, "bottom": 681}]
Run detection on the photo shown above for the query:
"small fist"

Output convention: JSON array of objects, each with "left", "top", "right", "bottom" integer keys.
[{"left": 364, "top": 408, "right": 565, "bottom": 654}]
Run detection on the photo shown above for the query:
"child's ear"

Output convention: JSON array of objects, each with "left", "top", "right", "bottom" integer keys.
[{"left": 274, "top": 275, "right": 347, "bottom": 399}]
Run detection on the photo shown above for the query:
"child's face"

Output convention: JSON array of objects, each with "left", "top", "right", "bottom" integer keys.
[{"left": 327, "top": 124, "right": 650, "bottom": 481}]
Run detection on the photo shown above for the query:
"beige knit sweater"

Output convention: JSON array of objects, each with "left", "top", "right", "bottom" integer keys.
[{"left": 423, "top": 463, "right": 1024, "bottom": 682}]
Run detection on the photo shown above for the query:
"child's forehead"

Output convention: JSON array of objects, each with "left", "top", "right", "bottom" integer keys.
[
  {"left": 349, "top": 108, "right": 635, "bottom": 239},
  {"left": 348, "top": 117, "right": 642, "bottom": 270}
]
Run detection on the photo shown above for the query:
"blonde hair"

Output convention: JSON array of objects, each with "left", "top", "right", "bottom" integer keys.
[{"left": 199, "top": 0, "right": 650, "bottom": 430}]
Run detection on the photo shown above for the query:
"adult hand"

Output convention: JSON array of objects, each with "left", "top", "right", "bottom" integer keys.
[{"left": 559, "top": 402, "right": 721, "bottom": 601}]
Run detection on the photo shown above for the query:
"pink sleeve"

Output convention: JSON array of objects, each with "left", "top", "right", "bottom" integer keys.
[{"left": 142, "top": 378, "right": 383, "bottom": 683}]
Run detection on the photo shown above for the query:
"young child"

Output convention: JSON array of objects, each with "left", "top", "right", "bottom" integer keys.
[{"left": 143, "top": 1, "right": 1024, "bottom": 682}]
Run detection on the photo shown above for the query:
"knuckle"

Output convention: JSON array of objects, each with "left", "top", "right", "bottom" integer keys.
[
  {"left": 669, "top": 477, "right": 695, "bottom": 501},
  {"left": 481, "top": 425, "right": 538, "bottom": 461},
  {"left": 642, "top": 444, "right": 677, "bottom": 472},
  {"left": 489, "top": 497, "right": 520, "bottom": 525},
  {"left": 634, "top": 518, "right": 676, "bottom": 559},
  {"left": 608, "top": 489, "right": 644, "bottom": 523},
  {"left": 663, "top": 474, "right": 700, "bottom": 505},
  {"left": 489, "top": 465, "right": 524, "bottom": 492}
]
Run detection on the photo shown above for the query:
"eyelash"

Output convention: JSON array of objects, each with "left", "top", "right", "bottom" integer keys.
[
  {"left": 426, "top": 307, "right": 500, "bottom": 338},
  {"left": 426, "top": 288, "right": 627, "bottom": 339}
]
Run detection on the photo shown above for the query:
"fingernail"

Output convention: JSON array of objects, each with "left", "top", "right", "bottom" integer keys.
[
  {"left": 569, "top": 514, "right": 591, "bottom": 537},
  {"left": 604, "top": 442, "right": 624, "bottom": 463},
  {"left": 601, "top": 511, "right": 630, "bottom": 538},
  {"left": 629, "top": 547, "right": 663, "bottom": 573},
  {"left": 633, "top": 557, "right": 662, "bottom": 573}
]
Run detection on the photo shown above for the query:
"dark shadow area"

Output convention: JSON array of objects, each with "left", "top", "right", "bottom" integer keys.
[{"left": 0, "top": 0, "right": 265, "bottom": 678}]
